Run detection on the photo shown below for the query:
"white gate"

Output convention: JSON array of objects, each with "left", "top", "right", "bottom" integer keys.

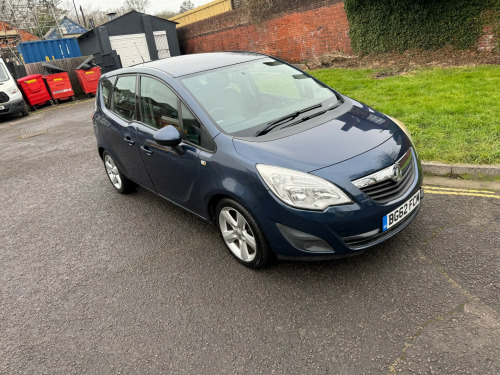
[{"left": 153, "top": 31, "right": 170, "bottom": 59}]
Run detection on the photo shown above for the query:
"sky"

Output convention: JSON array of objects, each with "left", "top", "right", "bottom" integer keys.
[{"left": 70, "top": 0, "right": 213, "bottom": 15}]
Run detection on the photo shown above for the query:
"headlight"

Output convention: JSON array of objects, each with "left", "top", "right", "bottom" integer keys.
[
  {"left": 7, "top": 86, "right": 19, "bottom": 95},
  {"left": 256, "top": 164, "right": 352, "bottom": 210},
  {"left": 388, "top": 115, "right": 411, "bottom": 139}
]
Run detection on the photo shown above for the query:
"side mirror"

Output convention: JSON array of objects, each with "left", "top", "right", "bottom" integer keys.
[{"left": 154, "top": 125, "right": 182, "bottom": 147}]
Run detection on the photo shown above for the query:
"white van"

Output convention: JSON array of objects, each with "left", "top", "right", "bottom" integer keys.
[{"left": 0, "top": 59, "right": 29, "bottom": 117}]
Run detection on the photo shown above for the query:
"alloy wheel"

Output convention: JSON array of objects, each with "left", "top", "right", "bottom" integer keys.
[
  {"left": 104, "top": 154, "right": 122, "bottom": 190},
  {"left": 218, "top": 207, "right": 257, "bottom": 262}
]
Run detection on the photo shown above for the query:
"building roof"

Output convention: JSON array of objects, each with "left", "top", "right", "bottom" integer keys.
[
  {"left": 78, "top": 10, "right": 177, "bottom": 39},
  {"left": 43, "top": 17, "right": 87, "bottom": 39},
  {"left": 0, "top": 21, "right": 39, "bottom": 45}
]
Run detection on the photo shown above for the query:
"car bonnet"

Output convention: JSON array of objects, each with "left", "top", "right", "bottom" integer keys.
[{"left": 232, "top": 99, "right": 404, "bottom": 173}]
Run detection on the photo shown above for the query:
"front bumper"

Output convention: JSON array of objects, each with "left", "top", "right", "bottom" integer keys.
[
  {"left": 253, "top": 149, "right": 423, "bottom": 259},
  {"left": 0, "top": 97, "right": 26, "bottom": 116}
]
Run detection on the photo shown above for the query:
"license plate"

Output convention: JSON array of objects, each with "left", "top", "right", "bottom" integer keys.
[{"left": 383, "top": 190, "right": 421, "bottom": 231}]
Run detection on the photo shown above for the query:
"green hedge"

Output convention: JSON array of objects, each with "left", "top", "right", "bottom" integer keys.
[{"left": 344, "top": 0, "right": 497, "bottom": 54}]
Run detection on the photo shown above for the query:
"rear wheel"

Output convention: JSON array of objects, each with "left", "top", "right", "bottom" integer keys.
[
  {"left": 216, "top": 199, "right": 273, "bottom": 268},
  {"left": 102, "top": 151, "right": 135, "bottom": 194}
]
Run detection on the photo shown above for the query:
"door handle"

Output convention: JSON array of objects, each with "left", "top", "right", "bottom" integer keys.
[
  {"left": 124, "top": 136, "right": 135, "bottom": 145},
  {"left": 140, "top": 145, "right": 153, "bottom": 155}
]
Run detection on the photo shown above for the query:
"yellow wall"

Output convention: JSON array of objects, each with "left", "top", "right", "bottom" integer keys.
[{"left": 170, "top": 0, "right": 232, "bottom": 27}]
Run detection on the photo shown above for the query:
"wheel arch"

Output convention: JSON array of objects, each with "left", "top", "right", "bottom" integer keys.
[
  {"left": 207, "top": 193, "right": 239, "bottom": 223},
  {"left": 98, "top": 146, "right": 105, "bottom": 160}
]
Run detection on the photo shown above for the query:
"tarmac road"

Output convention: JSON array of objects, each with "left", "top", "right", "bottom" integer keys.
[{"left": 1, "top": 100, "right": 499, "bottom": 374}]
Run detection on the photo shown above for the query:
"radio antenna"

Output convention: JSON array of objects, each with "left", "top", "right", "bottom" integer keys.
[{"left": 134, "top": 42, "right": 145, "bottom": 65}]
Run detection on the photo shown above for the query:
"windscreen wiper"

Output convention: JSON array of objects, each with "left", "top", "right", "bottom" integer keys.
[
  {"left": 280, "top": 100, "right": 343, "bottom": 130},
  {"left": 255, "top": 103, "right": 322, "bottom": 136}
]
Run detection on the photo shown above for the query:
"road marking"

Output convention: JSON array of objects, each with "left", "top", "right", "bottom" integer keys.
[
  {"left": 423, "top": 186, "right": 499, "bottom": 199},
  {"left": 422, "top": 185, "right": 496, "bottom": 194},
  {"left": 18, "top": 129, "right": 48, "bottom": 139}
]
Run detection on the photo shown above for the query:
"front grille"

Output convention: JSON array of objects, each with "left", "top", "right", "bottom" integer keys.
[
  {"left": 361, "top": 161, "right": 414, "bottom": 203},
  {"left": 0, "top": 92, "right": 9, "bottom": 104},
  {"left": 352, "top": 148, "right": 415, "bottom": 204}
]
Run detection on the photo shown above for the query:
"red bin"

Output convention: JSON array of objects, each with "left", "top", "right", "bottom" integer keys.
[
  {"left": 17, "top": 74, "right": 52, "bottom": 109},
  {"left": 75, "top": 67, "right": 101, "bottom": 96},
  {"left": 44, "top": 72, "right": 75, "bottom": 102}
]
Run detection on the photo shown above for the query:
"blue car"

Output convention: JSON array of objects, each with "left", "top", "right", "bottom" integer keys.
[{"left": 92, "top": 52, "right": 422, "bottom": 268}]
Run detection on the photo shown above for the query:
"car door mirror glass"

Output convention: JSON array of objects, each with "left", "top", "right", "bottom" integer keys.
[{"left": 154, "top": 125, "right": 182, "bottom": 146}]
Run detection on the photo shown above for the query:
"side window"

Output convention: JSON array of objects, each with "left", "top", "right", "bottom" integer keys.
[
  {"left": 113, "top": 75, "right": 136, "bottom": 121},
  {"left": 101, "top": 76, "right": 115, "bottom": 110},
  {"left": 140, "top": 76, "right": 180, "bottom": 131},
  {"left": 181, "top": 103, "right": 200, "bottom": 145},
  {"left": 181, "top": 103, "right": 216, "bottom": 151}
]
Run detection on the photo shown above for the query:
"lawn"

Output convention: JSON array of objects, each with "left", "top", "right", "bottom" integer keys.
[{"left": 309, "top": 66, "right": 500, "bottom": 164}]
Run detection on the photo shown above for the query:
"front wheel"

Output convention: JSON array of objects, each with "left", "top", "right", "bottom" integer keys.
[
  {"left": 216, "top": 199, "right": 273, "bottom": 268},
  {"left": 21, "top": 103, "right": 29, "bottom": 116},
  {"left": 102, "top": 151, "right": 135, "bottom": 194}
]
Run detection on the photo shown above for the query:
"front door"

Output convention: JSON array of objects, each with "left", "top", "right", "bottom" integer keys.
[{"left": 135, "top": 75, "right": 202, "bottom": 212}]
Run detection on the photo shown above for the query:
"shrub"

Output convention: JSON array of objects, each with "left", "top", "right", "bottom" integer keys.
[{"left": 344, "top": 0, "right": 498, "bottom": 54}]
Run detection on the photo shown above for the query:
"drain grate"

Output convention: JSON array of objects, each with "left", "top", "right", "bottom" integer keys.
[{"left": 18, "top": 129, "right": 48, "bottom": 139}]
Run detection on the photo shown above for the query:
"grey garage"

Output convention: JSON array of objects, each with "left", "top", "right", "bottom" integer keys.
[{"left": 78, "top": 11, "right": 180, "bottom": 73}]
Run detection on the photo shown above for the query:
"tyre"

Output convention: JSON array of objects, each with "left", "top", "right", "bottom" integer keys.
[
  {"left": 21, "top": 103, "right": 29, "bottom": 116},
  {"left": 102, "top": 151, "right": 135, "bottom": 194},
  {"left": 216, "top": 198, "right": 273, "bottom": 268}
]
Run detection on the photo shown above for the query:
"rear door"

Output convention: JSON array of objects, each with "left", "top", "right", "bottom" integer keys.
[{"left": 97, "top": 74, "right": 154, "bottom": 190}]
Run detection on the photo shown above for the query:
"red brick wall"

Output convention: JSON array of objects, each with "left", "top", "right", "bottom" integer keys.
[
  {"left": 478, "top": 24, "right": 497, "bottom": 52},
  {"left": 177, "top": 2, "right": 351, "bottom": 63}
]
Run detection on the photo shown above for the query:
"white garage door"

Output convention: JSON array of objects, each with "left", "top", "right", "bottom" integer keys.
[{"left": 109, "top": 33, "right": 150, "bottom": 68}]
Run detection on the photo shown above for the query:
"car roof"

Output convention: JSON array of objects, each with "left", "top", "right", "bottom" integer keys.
[{"left": 131, "top": 52, "right": 267, "bottom": 78}]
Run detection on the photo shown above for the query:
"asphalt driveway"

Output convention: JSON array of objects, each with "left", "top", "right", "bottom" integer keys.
[{"left": 0, "top": 101, "right": 499, "bottom": 374}]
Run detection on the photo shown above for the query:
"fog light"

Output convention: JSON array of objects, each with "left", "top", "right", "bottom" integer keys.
[{"left": 277, "top": 223, "right": 334, "bottom": 253}]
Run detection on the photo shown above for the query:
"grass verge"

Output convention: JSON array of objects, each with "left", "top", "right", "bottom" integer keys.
[{"left": 310, "top": 66, "right": 500, "bottom": 164}]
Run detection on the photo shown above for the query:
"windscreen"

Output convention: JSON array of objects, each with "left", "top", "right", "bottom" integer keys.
[{"left": 181, "top": 59, "right": 337, "bottom": 136}]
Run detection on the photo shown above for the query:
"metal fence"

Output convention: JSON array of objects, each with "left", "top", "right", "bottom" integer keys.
[{"left": 12, "top": 56, "right": 95, "bottom": 97}]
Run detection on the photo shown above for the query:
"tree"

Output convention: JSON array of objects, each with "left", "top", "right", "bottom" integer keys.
[
  {"left": 155, "top": 10, "right": 179, "bottom": 20},
  {"left": 124, "top": 0, "right": 150, "bottom": 13},
  {"left": 60, "top": 2, "right": 127, "bottom": 28},
  {"left": 179, "top": 0, "right": 195, "bottom": 14},
  {"left": 1, "top": 0, "right": 67, "bottom": 38}
]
